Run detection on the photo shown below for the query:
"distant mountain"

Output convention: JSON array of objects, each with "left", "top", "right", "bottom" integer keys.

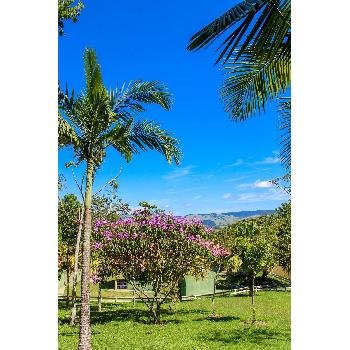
[{"left": 185, "top": 210, "right": 275, "bottom": 228}]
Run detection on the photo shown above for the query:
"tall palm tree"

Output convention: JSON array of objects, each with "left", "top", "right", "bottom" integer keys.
[
  {"left": 188, "top": 0, "right": 291, "bottom": 169},
  {"left": 58, "top": 48, "right": 181, "bottom": 350}
]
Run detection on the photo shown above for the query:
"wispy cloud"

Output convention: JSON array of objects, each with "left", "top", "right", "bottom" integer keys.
[
  {"left": 255, "top": 156, "right": 280, "bottom": 165},
  {"left": 222, "top": 192, "right": 232, "bottom": 199},
  {"left": 237, "top": 188, "right": 289, "bottom": 203},
  {"left": 227, "top": 159, "right": 243, "bottom": 167},
  {"left": 193, "top": 195, "right": 201, "bottom": 200},
  {"left": 236, "top": 179, "right": 273, "bottom": 190},
  {"left": 164, "top": 166, "right": 194, "bottom": 180},
  {"left": 225, "top": 176, "right": 247, "bottom": 182}
]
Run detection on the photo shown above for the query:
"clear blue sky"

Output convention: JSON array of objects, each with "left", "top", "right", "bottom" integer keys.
[{"left": 59, "top": 0, "right": 290, "bottom": 215}]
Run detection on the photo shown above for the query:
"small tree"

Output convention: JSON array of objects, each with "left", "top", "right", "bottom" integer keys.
[
  {"left": 58, "top": 194, "right": 82, "bottom": 306},
  {"left": 274, "top": 201, "right": 291, "bottom": 274},
  {"left": 218, "top": 216, "right": 277, "bottom": 322},
  {"left": 93, "top": 204, "right": 228, "bottom": 324}
]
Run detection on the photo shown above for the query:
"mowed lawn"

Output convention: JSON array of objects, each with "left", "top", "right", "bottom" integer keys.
[{"left": 58, "top": 291, "right": 290, "bottom": 350}]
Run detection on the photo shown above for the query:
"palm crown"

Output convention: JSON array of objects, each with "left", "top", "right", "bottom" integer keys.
[{"left": 58, "top": 48, "right": 181, "bottom": 168}]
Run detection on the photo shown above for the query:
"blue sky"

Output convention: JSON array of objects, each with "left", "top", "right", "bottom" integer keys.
[{"left": 59, "top": 0, "right": 289, "bottom": 215}]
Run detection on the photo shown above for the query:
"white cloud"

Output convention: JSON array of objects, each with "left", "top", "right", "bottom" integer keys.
[
  {"left": 164, "top": 166, "right": 194, "bottom": 180},
  {"left": 236, "top": 179, "right": 273, "bottom": 190},
  {"left": 222, "top": 192, "right": 232, "bottom": 199},
  {"left": 253, "top": 180, "right": 273, "bottom": 188},
  {"left": 193, "top": 195, "right": 201, "bottom": 199}
]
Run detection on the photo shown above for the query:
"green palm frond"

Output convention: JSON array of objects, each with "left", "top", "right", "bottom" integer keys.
[
  {"left": 277, "top": 97, "right": 291, "bottom": 169},
  {"left": 83, "top": 48, "right": 105, "bottom": 97},
  {"left": 188, "top": 0, "right": 290, "bottom": 65},
  {"left": 188, "top": 0, "right": 265, "bottom": 53},
  {"left": 221, "top": 48, "right": 290, "bottom": 121},
  {"left": 109, "top": 80, "right": 172, "bottom": 118},
  {"left": 58, "top": 111, "right": 80, "bottom": 150},
  {"left": 103, "top": 119, "right": 181, "bottom": 165}
]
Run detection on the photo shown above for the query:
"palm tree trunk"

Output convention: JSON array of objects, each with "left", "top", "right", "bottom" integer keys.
[
  {"left": 70, "top": 207, "right": 84, "bottom": 326},
  {"left": 78, "top": 159, "right": 94, "bottom": 350}
]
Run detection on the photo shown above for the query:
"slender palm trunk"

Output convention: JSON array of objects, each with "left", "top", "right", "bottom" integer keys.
[
  {"left": 70, "top": 207, "right": 84, "bottom": 326},
  {"left": 78, "top": 159, "right": 94, "bottom": 350}
]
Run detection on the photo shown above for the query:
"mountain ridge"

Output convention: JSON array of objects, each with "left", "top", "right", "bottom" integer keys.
[{"left": 185, "top": 209, "right": 275, "bottom": 228}]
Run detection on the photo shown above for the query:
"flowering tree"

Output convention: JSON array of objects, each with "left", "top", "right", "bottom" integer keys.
[
  {"left": 90, "top": 189, "right": 130, "bottom": 312},
  {"left": 92, "top": 204, "right": 228, "bottom": 323}
]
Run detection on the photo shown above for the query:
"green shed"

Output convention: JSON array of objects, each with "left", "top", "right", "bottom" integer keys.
[
  {"left": 180, "top": 271, "right": 216, "bottom": 297},
  {"left": 114, "top": 271, "right": 216, "bottom": 297}
]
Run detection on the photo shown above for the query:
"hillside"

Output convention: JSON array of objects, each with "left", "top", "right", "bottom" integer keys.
[{"left": 185, "top": 210, "right": 275, "bottom": 228}]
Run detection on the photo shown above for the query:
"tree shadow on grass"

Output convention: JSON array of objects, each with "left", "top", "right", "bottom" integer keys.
[
  {"left": 90, "top": 307, "right": 186, "bottom": 325},
  {"left": 199, "top": 327, "right": 289, "bottom": 346},
  {"left": 196, "top": 315, "right": 241, "bottom": 322}
]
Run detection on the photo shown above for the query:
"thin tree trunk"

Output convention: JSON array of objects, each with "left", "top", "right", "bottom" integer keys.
[
  {"left": 78, "top": 159, "right": 94, "bottom": 350},
  {"left": 98, "top": 283, "right": 102, "bottom": 312},
  {"left": 248, "top": 271, "right": 256, "bottom": 323},
  {"left": 66, "top": 266, "right": 70, "bottom": 307},
  {"left": 178, "top": 279, "right": 182, "bottom": 302},
  {"left": 70, "top": 207, "right": 84, "bottom": 326},
  {"left": 211, "top": 266, "right": 221, "bottom": 312}
]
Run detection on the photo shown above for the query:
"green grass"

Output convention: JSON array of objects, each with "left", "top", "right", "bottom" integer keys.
[{"left": 58, "top": 291, "right": 290, "bottom": 350}]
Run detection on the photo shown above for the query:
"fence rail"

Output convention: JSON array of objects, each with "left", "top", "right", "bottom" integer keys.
[
  {"left": 59, "top": 284, "right": 290, "bottom": 303},
  {"left": 182, "top": 284, "right": 291, "bottom": 300}
]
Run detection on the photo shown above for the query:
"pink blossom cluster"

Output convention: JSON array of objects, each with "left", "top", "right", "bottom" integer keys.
[
  {"left": 91, "top": 273, "right": 102, "bottom": 284},
  {"left": 186, "top": 234, "right": 228, "bottom": 256},
  {"left": 93, "top": 211, "right": 228, "bottom": 258}
]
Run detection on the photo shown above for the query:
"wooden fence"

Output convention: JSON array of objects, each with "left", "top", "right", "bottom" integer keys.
[{"left": 59, "top": 284, "right": 290, "bottom": 303}]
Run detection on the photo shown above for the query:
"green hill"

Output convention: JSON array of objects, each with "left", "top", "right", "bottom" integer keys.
[{"left": 185, "top": 210, "right": 274, "bottom": 228}]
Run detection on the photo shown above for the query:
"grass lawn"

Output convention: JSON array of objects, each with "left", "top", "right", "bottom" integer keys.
[{"left": 58, "top": 291, "right": 290, "bottom": 350}]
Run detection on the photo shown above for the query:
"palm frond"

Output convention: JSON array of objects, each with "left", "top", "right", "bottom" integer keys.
[
  {"left": 188, "top": 0, "right": 265, "bottom": 53},
  {"left": 109, "top": 80, "right": 172, "bottom": 118},
  {"left": 221, "top": 48, "right": 290, "bottom": 121},
  {"left": 103, "top": 119, "right": 181, "bottom": 165},
  {"left": 84, "top": 48, "right": 104, "bottom": 97},
  {"left": 58, "top": 111, "right": 80, "bottom": 150},
  {"left": 188, "top": 0, "right": 290, "bottom": 65},
  {"left": 277, "top": 97, "right": 291, "bottom": 169}
]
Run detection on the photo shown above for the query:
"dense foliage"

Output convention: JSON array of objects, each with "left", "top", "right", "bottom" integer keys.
[
  {"left": 58, "top": 194, "right": 82, "bottom": 304},
  {"left": 216, "top": 214, "right": 279, "bottom": 322},
  {"left": 58, "top": 0, "right": 84, "bottom": 36},
  {"left": 274, "top": 201, "right": 291, "bottom": 273},
  {"left": 92, "top": 205, "right": 228, "bottom": 323}
]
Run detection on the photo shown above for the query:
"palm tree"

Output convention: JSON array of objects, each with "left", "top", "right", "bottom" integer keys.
[
  {"left": 58, "top": 48, "right": 181, "bottom": 350},
  {"left": 188, "top": 0, "right": 291, "bottom": 169}
]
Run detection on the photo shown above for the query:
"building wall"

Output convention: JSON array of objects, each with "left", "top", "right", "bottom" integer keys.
[{"left": 180, "top": 271, "right": 216, "bottom": 296}]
